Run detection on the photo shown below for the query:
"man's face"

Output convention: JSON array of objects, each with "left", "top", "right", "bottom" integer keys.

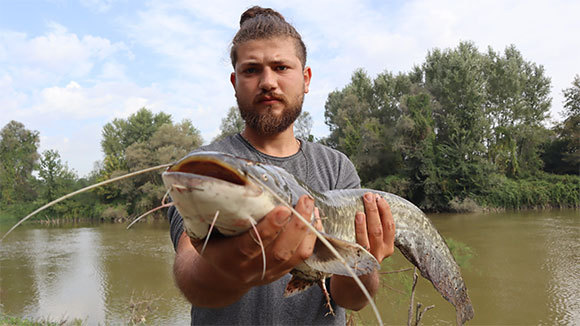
[{"left": 231, "top": 37, "right": 311, "bottom": 135}]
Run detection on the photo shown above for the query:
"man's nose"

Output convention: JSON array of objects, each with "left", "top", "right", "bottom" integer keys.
[{"left": 258, "top": 68, "right": 277, "bottom": 91}]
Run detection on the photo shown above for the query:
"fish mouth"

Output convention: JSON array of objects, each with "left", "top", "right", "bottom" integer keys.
[{"left": 166, "top": 153, "right": 248, "bottom": 186}]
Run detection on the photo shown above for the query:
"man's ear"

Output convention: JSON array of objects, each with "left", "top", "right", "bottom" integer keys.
[
  {"left": 230, "top": 72, "right": 236, "bottom": 88},
  {"left": 303, "top": 66, "right": 312, "bottom": 94}
]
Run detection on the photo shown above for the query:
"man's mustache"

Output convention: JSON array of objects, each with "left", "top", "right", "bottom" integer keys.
[{"left": 254, "top": 92, "right": 286, "bottom": 104}]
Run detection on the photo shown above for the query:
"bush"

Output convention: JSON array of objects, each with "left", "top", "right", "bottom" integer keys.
[
  {"left": 449, "top": 197, "right": 482, "bottom": 213},
  {"left": 366, "top": 175, "right": 412, "bottom": 198},
  {"left": 478, "top": 173, "right": 580, "bottom": 209},
  {"left": 101, "top": 205, "right": 129, "bottom": 222}
]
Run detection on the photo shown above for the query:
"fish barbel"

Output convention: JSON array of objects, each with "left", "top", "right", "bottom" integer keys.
[{"left": 162, "top": 151, "right": 474, "bottom": 324}]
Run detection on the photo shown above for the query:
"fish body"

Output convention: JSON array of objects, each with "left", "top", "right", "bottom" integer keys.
[{"left": 162, "top": 151, "right": 474, "bottom": 324}]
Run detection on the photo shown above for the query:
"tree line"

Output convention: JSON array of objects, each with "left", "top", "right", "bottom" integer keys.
[
  {"left": 323, "top": 42, "right": 578, "bottom": 211},
  {"left": 0, "top": 42, "right": 578, "bottom": 221}
]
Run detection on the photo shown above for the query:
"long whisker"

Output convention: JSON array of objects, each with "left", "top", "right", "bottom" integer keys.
[
  {"left": 247, "top": 173, "right": 383, "bottom": 326},
  {"left": 200, "top": 210, "right": 220, "bottom": 256},
  {"left": 161, "top": 188, "right": 171, "bottom": 205},
  {"left": 126, "top": 202, "right": 174, "bottom": 230},
  {"left": 248, "top": 218, "right": 266, "bottom": 280},
  {"left": 1, "top": 163, "right": 172, "bottom": 242}
]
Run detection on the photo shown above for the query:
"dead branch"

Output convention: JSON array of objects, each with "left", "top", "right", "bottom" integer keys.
[
  {"left": 406, "top": 267, "right": 436, "bottom": 326},
  {"left": 407, "top": 267, "right": 418, "bottom": 326},
  {"left": 415, "top": 304, "right": 435, "bottom": 326}
]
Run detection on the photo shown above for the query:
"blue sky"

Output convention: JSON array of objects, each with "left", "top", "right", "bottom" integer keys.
[{"left": 1, "top": 0, "right": 579, "bottom": 177}]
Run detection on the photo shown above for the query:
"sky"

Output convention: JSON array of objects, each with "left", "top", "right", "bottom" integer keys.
[{"left": 1, "top": 0, "right": 579, "bottom": 177}]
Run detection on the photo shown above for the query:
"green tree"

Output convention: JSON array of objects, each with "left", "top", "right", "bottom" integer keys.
[
  {"left": 393, "top": 90, "right": 438, "bottom": 209},
  {"left": 38, "top": 150, "right": 76, "bottom": 202},
  {"left": 99, "top": 113, "right": 203, "bottom": 217},
  {"left": 323, "top": 42, "right": 567, "bottom": 210},
  {"left": 0, "top": 121, "right": 40, "bottom": 206},
  {"left": 98, "top": 108, "right": 172, "bottom": 202},
  {"left": 542, "top": 75, "right": 580, "bottom": 174},
  {"left": 214, "top": 107, "right": 245, "bottom": 142},
  {"left": 101, "top": 108, "right": 172, "bottom": 170},
  {"left": 484, "top": 45, "right": 552, "bottom": 177},
  {"left": 325, "top": 70, "right": 410, "bottom": 183},
  {"left": 37, "top": 149, "right": 80, "bottom": 218}
]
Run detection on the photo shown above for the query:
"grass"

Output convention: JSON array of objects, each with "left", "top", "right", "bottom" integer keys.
[{"left": 0, "top": 314, "right": 84, "bottom": 326}]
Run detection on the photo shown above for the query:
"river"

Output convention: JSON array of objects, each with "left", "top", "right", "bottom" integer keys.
[{"left": 1, "top": 209, "right": 578, "bottom": 325}]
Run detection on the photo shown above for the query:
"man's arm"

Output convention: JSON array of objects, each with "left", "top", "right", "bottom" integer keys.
[
  {"left": 173, "top": 195, "right": 319, "bottom": 307},
  {"left": 330, "top": 192, "right": 395, "bottom": 311}
]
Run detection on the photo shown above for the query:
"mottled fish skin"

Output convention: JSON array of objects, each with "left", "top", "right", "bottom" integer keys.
[
  {"left": 313, "top": 190, "right": 475, "bottom": 324},
  {"left": 163, "top": 151, "right": 474, "bottom": 324}
]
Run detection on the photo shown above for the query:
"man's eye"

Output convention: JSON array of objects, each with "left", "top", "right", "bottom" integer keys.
[
  {"left": 276, "top": 66, "right": 288, "bottom": 71},
  {"left": 244, "top": 67, "right": 257, "bottom": 74}
]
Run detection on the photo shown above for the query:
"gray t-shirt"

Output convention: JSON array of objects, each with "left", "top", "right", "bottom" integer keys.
[{"left": 168, "top": 134, "right": 360, "bottom": 325}]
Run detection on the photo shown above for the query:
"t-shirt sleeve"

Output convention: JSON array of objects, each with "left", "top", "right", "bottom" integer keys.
[
  {"left": 334, "top": 153, "right": 361, "bottom": 190},
  {"left": 168, "top": 204, "right": 184, "bottom": 250}
]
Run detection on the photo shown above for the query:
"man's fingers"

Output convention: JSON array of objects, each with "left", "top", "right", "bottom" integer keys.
[
  {"left": 313, "top": 207, "right": 324, "bottom": 232},
  {"left": 270, "top": 195, "right": 314, "bottom": 263},
  {"left": 294, "top": 209, "right": 319, "bottom": 262},
  {"left": 355, "top": 211, "right": 370, "bottom": 250},
  {"left": 377, "top": 196, "right": 395, "bottom": 242},
  {"left": 377, "top": 196, "right": 395, "bottom": 258},
  {"left": 364, "top": 193, "right": 383, "bottom": 250},
  {"left": 237, "top": 206, "right": 291, "bottom": 259}
]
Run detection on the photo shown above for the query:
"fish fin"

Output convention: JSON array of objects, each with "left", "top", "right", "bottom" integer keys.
[
  {"left": 317, "top": 278, "right": 335, "bottom": 316},
  {"left": 306, "top": 234, "right": 379, "bottom": 276},
  {"left": 284, "top": 275, "right": 316, "bottom": 297}
]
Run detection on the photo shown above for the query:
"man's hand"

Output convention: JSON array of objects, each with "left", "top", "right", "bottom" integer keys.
[
  {"left": 173, "top": 195, "right": 321, "bottom": 307},
  {"left": 354, "top": 193, "right": 395, "bottom": 262},
  {"left": 330, "top": 192, "right": 395, "bottom": 311}
]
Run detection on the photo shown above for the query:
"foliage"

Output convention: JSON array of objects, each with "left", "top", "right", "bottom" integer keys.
[
  {"left": 213, "top": 106, "right": 245, "bottom": 142},
  {"left": 35, "top": 150, "right": 83, "bottom": 219},
  {"left": 478, "top": 173, "right": 579, "bottom": 209},
  {"left": 323, "top": 42, "right": 573, "bottom": 211},
  {"left": 0, "top": 109, "right": 202, "bottom": 223},
  {"left": 542, "top": 74, "right": 579, "bottom": 174},
  {"left": 484, "top": 45, "right": 552, "bottom": 177},
  {"left": 0, "top": 121, "right": 40, "bottom": 206},
  {"left": 98, "top": 108, "right": 203, "bottom": 217}
]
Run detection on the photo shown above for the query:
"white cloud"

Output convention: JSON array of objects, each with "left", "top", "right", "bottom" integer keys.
[{"left": 0, "top": 23, "right": 131, "bottom": 88}]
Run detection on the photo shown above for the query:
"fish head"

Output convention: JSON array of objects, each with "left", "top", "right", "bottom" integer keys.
[{"left": 162, "top": 151, "right": 280, "bottom": 238}]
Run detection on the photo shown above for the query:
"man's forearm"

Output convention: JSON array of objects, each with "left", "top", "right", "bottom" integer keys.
[
  {"left": 329, "top": 271, "right": 380, "bottom": 311},
  {"left": 173, "top": 232, "right": 251, "bottom": 307}
]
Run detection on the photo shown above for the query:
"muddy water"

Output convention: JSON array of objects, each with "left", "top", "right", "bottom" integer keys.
[{"left": 1, "top": 209, "right": 578, "bottom": 325}]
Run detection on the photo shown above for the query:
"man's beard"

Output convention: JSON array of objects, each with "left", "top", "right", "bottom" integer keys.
[{"left": 237, "top": 92, "right": 303, "bottom": 136}]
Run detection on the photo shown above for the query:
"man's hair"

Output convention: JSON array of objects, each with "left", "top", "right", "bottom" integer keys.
[{"left": 230, "top": 6, "right": 307, "bottom": 68}]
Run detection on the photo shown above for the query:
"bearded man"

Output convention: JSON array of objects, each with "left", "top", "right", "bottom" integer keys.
[{"left": 169, "top": 6, "right": 395, "bottom": 325}]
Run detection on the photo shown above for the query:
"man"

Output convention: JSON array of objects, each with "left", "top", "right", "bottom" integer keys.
[{"left": 169, "top": 6, "right": 395, "bottom": 325}]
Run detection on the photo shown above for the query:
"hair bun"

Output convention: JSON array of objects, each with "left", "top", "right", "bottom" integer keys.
[{"left": 240, "top": 6, "right": 285, "bottom": 27}]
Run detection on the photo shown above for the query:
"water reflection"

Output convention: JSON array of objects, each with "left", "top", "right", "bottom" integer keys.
[{"left": 28, "top": 228, "right": 105, "bottom": 323}]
